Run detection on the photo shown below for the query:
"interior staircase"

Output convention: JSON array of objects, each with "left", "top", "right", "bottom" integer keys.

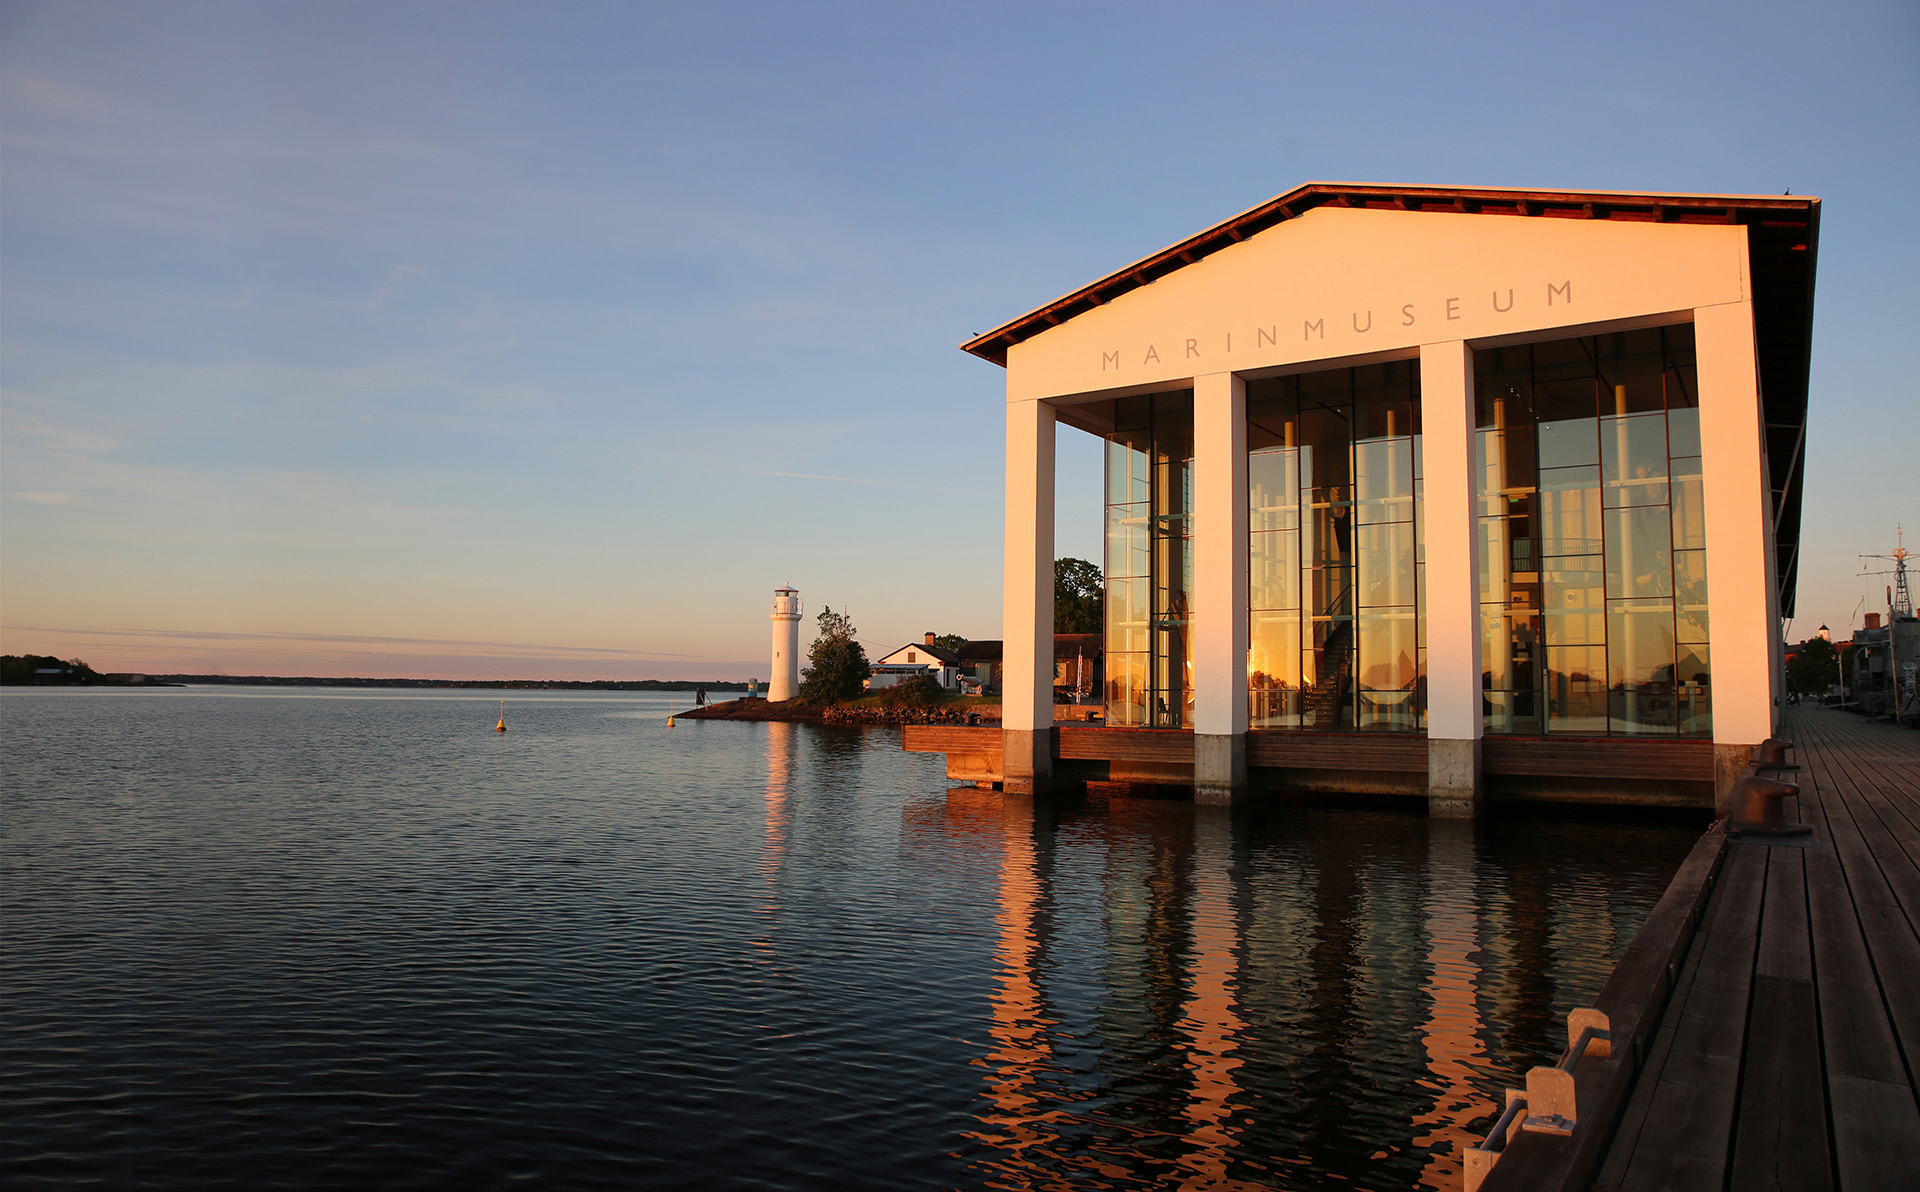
[{"left": 1304, "top": 620, "right": 1354, "bottom": 727}]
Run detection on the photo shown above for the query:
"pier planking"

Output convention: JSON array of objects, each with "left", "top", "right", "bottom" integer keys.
[{"left": 1582, "top": 707, "right": 1920, "bottom": 1192}]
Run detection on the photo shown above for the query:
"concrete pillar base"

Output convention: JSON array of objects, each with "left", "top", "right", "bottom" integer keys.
[
  {"left": 1003, "top": 728, "right": 1053, "bottom": 796},
  {"left": 1428, "top": 737, "right": 1484, "bottom": 818},
  {"left": 1194, "top": 733, "right": 1248, "bottom": 805},
  {"left": 1714, "top": 742, "right": 1758, "bottom": 802}
]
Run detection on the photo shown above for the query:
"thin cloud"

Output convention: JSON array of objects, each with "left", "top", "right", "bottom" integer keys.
[
  {"left": 739, "top": 468, "right": 986, "bottom": 497},
  {"left": 2, "top": 625, "right": 694, "bottom": 659}
]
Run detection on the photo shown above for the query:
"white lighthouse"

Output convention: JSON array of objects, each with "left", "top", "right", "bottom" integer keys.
[{"left": 769, "top": 585, "right": 802, "bottom": 702}]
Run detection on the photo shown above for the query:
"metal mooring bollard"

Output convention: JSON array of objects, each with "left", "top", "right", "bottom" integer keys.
[
  {"left": 1754, "top": 737, "right": 1800, "bottom": 773},
  {"left": 1721, "top": 774, "right": 1812, "bottom": 838}
]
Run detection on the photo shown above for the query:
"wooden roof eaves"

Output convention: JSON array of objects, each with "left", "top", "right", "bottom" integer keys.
[{"left": 959, "top": 183, "right": 1819, "bottom": 366}]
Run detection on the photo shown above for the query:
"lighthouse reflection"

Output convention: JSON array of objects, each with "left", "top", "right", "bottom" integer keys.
[
  {"left": 749, "top": 721, "right": 796, "bottom": 967},
  {"left": 941, "top": 790, "right": 1663, "bottom": 1190}
]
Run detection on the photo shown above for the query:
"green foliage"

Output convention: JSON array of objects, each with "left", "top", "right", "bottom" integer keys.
[
  {"left": 1054, "top": 557, "right": 1104, "bottom": 634},
  {"left": 1, "top": 655, "right": 99, "bottom": 685},
  {"left": 933, "top": 633, "right": 967, "bottom": 654},
  {"left": 882, "top": 674, "right": 946, "bottom": 706},
  {"left": 798, "top": 606, "right": 870, "bottom": 704},
  {"left": 1788, "top": 636, "right": 1840, "bottom": 695}
]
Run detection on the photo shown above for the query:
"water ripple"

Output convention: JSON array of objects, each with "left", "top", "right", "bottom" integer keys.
[{"left": 3, "top": 689, "right": 1698, "bottom": 1189}]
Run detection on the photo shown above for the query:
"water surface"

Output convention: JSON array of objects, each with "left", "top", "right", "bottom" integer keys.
[{"left": 2, "top": 688, "right": 1701, "bottom": 1189}]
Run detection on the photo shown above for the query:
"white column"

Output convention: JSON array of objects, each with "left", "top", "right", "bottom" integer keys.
[
  {"left": 1696, "top": 300, "right": 1776, "bottom": 795},
  {"left": 1419, "top": 340, "right": 1484, "bottom": 817},
  {"left": 1192, "top": 371, "right": 1248, "bottom": 803},
  {"left": 1003, "top": 397, "right": 1056, "bottom": 794}
]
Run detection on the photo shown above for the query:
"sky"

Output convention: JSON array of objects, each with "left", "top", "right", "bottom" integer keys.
[{"left": 2, "top": 0, "right": 1916, "bottom": 681}]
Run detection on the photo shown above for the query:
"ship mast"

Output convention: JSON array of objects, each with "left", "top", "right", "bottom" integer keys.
[{"left": 1860, "top": 526, "right": 1912, "bottom": 620}]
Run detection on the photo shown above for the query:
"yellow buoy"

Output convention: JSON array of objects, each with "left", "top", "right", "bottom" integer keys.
[{"left": 496, "top": 699, "right": 507, "bottom": 733}]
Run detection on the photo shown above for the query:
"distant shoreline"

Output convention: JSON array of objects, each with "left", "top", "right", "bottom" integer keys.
[{"left": 3, "top": 674, "right": 750, "bottom": 692}]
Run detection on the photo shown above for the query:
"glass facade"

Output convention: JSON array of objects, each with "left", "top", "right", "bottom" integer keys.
[
  {"left": 1104, "top": 392, "right": 1194, "bottom": 727},
  {"left": 1247, "top": 362, "right": 1424, "bottom": 731},
  {"left": 1474, "top": 325, "right": 1710, "bottom": 736}
]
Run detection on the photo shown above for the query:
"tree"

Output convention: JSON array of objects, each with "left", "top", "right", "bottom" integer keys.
[
  {"left": 0, "top": 655, "right": 99, "bottom": 685},
  {"left": 1055, "top": 557, "right": 1104, "bottom": 634},
  {"left": 1788, "top": 636, "right": 1839, "bottom": 696},
  {"left": 798, "top": 606, "right": 870, "bottom": 704},
  {"left": 933, "top": 633, "right": 968, "bottom": 654}
]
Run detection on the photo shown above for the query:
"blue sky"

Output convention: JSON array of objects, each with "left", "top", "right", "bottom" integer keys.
[{"left": 3, "top": 0, "right": 1915, "bottom": 680}]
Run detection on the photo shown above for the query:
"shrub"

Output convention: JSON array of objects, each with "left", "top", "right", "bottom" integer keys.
[{"left": 798, "top": 606, "right": 870, "bottom": 704}]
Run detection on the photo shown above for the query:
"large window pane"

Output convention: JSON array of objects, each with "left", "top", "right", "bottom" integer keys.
[
  {"left": 1105, "top": 652, "right": 1149, "bottom": 727},
  {"left": 1608, "top": 601, "right": 1677, "bottom": 686},
  {"left": 1599, "top": 331, "right": 1667, "bottom": 414},
  {"left": 1356, "top": 522, "right": 1417, "bottom": 608},
  {"left": 1540, "top": 468, "right": 1602, "bottom": 557},
  {"left": 1677, "top": 644, "right": 1712, "bottom": 737},
  {"left": 1546, "top": 646, "right": 1608, "bottom": 733},
  {"left": 1538, "top": 416, "right": 1599, "bottom": 469},
  {"left": 1670, "top": 458, "right": 1705, "bottom": 550},
  {"left": 1482, "top": 606, "right": 1518, "bottom": 690},
  {"left": 1355, "top": 438, "right": 1414, "bottom": 524},
  {"left": 1357, "top": 611, "right": 1419, "bottom": 691},
  {"left": 1608, "top": 600, "right": 1677, "bottom": 734},
  {"left": 1536, "top": 377, "right": 1598, "bottom": 427},
  {"left": 1675, "top": 550, "right": 1710, "bottom": 643},
  {"left": 1667, "top": 406, "right": 1701, "bottom": 457},
  {"left": 1483, "top": 690, "right": 1542, "bottom": 736},
  {"left": 1106, "top": 434, "right": 1149, "bottom": 505},
  {"left": 1106, "top": 577, "right": 1150, "bottom": 654},
  {"left": 1605, "top": 507, "right": 1673, "bottom": 599},
  {"left": 1601, "top": 413, "right": 1670, "bottom": 507},
  {"left": 1251, "top": 530, "right": 1300, "bottom": 611},
  {"left": 1250, "top": 448, "right": 1299, "bottom": 532},
  {"left": 1301, "top": 407, "right": 1352, "bottom": 491},
  {"left": 1106, "top": 506, "right": 1149, "bottom": 579},
  {"left": 1250, "top": 612, "right": 1302, "bottom": 727},
  {"left": 1542, "top": 569, "right": 1605, "bottom": 646},
  {"left": 1303, "top": 617, "right": 1354, "bottom": 729}
]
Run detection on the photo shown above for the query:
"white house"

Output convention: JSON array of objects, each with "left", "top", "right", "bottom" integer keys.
[{"left": 872, "top": 633, "right": 964, "bottom": 690}]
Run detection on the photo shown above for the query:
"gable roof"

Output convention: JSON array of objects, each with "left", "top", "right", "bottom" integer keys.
[
  {"left": 880, "top": 641, "right": 961, "bottom": 666},
  {"left": 962, "top": 181, "right": 1820, "bottom": 618}
]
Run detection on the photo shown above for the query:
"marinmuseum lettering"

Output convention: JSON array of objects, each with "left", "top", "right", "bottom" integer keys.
[{"left": 1100, "top": 279, "right": 1574, "bottom": 370}]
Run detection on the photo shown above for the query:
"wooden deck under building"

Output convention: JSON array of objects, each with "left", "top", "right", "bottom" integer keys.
[{"left": 902, "top": 723, "right": 1717, "bottom": 806}]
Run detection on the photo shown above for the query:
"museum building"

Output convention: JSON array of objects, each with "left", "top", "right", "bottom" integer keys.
[{"left": 907, "top": 183, "right": 1818, "bottom": 813}]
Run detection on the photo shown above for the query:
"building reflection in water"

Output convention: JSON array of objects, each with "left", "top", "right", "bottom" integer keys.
[
  {"left": 968, "top": 792, "right": 1069, "bottom": 1181},
  {"left": 750, "top": 721, "right": 796, "bottom": 964},
  {"left": 1174, "top": 810, "right": 1257, "bottom": 1190},
  {"left": 937, "top": 789, "right": 1683, "bottom": 1190},
  {"left": 1408, "top": 820, "right": 1492, "bottom": 1189}
]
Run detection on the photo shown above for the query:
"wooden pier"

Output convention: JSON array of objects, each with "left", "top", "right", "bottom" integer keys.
[{"left": 1482, "top": 705, "right": 1920, "bottom": 1191}]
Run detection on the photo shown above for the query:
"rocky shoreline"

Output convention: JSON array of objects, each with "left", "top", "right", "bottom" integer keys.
[{"left": 678, "top": 697, "right": 1001, "bottom": 726}]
